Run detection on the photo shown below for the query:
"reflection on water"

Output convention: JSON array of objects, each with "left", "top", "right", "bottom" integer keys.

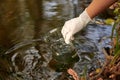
[{"left": 0, "top": 0, "right": 112, "bottom": 80}]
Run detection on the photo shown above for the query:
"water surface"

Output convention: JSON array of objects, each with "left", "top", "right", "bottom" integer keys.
[{"left": 0, "top": 0, "right": 112, "bottom": 80}]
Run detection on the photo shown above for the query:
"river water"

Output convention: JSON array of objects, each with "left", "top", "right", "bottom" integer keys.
[{"left": 0, "top": 0, "right": 113, "bottom": 80}]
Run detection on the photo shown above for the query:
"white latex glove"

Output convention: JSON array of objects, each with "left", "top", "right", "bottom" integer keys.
[{"left": 61, "top": 9, "right": 92, "bottom": 44}]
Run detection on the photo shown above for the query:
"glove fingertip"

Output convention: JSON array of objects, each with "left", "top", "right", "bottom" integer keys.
[
  {"left": 65, "top": 32, "right": 73, "bottom": 44},
  {"left": 71, "top": 36, "right": 74, "bottom": 40},
  {"left": 65, "top": 40, "right": 70, "bottom": 44}
]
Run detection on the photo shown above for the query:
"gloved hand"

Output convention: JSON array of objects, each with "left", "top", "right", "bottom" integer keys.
[{"left": 61, "top": 9, "right": 92, "bottom": 44}]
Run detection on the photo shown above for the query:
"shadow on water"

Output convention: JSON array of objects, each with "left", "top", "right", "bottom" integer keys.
[{"left": 0, "top": 0, "right": 113, "bottom": 80}]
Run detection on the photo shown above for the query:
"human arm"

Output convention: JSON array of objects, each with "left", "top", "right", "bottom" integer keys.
[
  {"left": 86, "top": 0, "right": 118, "bottom": 19},
  {"left": 61, "top": 0, "right": 118, "bottom": 44}
]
